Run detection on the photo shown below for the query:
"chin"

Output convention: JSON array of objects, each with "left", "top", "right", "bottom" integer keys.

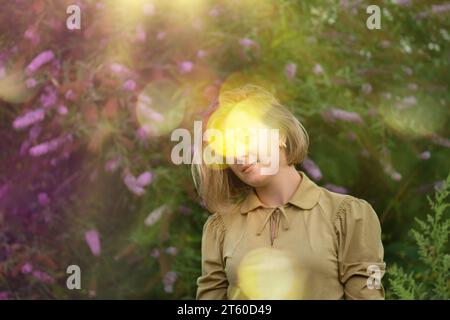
[{"left": 235, "top": 165, "right": 274, "bottom": 187}]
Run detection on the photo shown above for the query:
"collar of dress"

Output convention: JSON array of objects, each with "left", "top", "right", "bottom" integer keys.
[{"left": 239, "top": 170, "right": 321, "bottom": 214}]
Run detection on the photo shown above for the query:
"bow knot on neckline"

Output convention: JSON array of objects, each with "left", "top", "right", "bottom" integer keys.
[{"left": 256, "top": 206, "right": 290, "bottom": 245}]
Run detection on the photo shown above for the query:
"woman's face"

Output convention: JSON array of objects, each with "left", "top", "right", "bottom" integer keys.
[{"left": 229, "top": 147, "right": 288, "bottom": 187}]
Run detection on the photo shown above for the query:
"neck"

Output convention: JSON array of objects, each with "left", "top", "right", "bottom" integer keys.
[{"left": 255, "top": 165, "right": 302, "bottom": 207}]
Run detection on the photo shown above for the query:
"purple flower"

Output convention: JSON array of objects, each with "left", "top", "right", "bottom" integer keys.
[
  {"left": 156, "top": 31, "right": 166, "bottom": 40},
  {"left": 110, "top": 63, "right": 130, "bottom": 76},
  {"left": 432, "top": 3, "right": 450, "bottom": 14},
  {"left": 418, "top": 151, "right": 431, "bottom": 160},
  {"left": 123, "top": 79, "right": 137, "bottom": 91},
  {"left": 21, "top": 263, "right": 33, "bottom": 274},
  {"left": 136, "top": 24, "right": 146, "bottom": 42},
  {"left": 25, "top": 78, "right": 38, "bottom": 88},
  {"left": 324, "top": 183, "right": 348, "bottom": 194},
  {"left": 197, "top": 50, "right": 207, "bottom": 59},
  {"left": 165, "top": 246, "right": 178, "bottom": 256},
  {"left": 13, "top": 108, "right": 45, "bottom": 130},
  {"left": 29, "top": 125, "right": 42, "bottom": 141},
  {"left": 163, "top": 271, "right": 177, "bottom": 293},
  {"left": 402, "top": 66, "right": 413, "bottom": 76},
  {"left": 383, "top": 165, "right": 402, "bottom": 181},
  {"left": 301, "top": 157, "right": 323, "bottom": 181},
  {"left": 39, "top": 85, "right": 58, "bottom": 108},
  {"left": 65, "top": 89, "right": 76, "bottom": 101},
  {"left": 362, "top": 83, "right": 372, "bottom": 94},
  {"left": 239, "top": 38, "right": 256, "bottom": 48},
  {"left": 85, "top": 229, "right": 101, "bottom": 256},
  {"left": 123, "top": 170, "right": 153, "bottom": 196},
  {"left": 32, "top": 270, "right": 55, "bottom": 284},
  {"left": 434, "top": 180, "right": 445, "bottom": 192},
  {"left": 105, "top": 157, "right": 121, "bottom": 173},
  {"left": 380, "top": 40, "right": 391, "bottom": 48},
  {"left": 285, "top": 63, "right": 297, "bottom": 80},
  {"left": 408, "top": 83, "right": 418, "bottom": 91},
  {"left": 313, "top": 64, "right": 324, "bottom": 75},
  {"left": 166, "top": 246, "right": 178, "bottom": 256},
  {"left": 136, "top": 127, "right": 150, "bottom": 141},
  {"left": 29, "top": 135, "right": 69, "bottom": 157},
  {"left": 38, "top": 192, "right": 50, "bottom": 206},
  {"left": 144, "top": 205, "right": 167, "bottom": 226},
  {"left": 25, "top": 50, "right": 54, "bottom": 75},
  {"left": 322, "top": 107, "right": 364, "bottom": 125},
  {"left": 136, "top": 171, "right": 153, "bottom": 187},
  {"left": 57, "top": 105, "right": 68, "bottom": 115},
  {"left": 394, "top": 0, "right": 412, "bottom": 6},
  {"left": 123, "top": 172, "right": 145, "bottom": 196},
  {"left": 178, "top": 61, "right": 193, "bottom": 74},
  {"left": 391, "top": 172, "right": 402, "bottom": 181},
  {"left": 414, "top": 181, "right": 443, "bottom": 194},
  {"left": 24, "top": 27, "right": 40, "bottom": 45},
  {"left": 150, "top": 248, "right": 160, "bottom": 258}
]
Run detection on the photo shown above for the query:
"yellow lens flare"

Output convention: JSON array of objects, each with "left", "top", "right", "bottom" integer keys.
[
  {"left": 110, "top": 0, "right": 153, "bottom": 23},
  {"left": 110, "top": 0, "right": 208, "bottom": 24},
  {"left": 205, "top": 97, "right": 274, "bottom": 166},
  {"left": 236, "top": 247, "right": 302, "bottom": 300},
  {"left": 136, "top": 79, "right": 186, "bottom": 137}
]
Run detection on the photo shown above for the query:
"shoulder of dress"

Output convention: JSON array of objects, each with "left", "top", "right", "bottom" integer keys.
[
  {"left": 206, "top": 202, "right": 241, "bottom": 231},
  {"left": 221, "top": 200, "right": 244, "bottom": 220},
  {"left": 333, "top": 195, "right": 375, "bottom": 223},
  {"left": 314, "top": 186, "right": 350, "bottom": 218},
  {"left": 205, "top": 212, "right": 226, "bottom": 232}
]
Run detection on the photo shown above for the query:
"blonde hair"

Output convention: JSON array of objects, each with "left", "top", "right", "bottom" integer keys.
[{"left": 191, "top": 84, "right": 309, "bottom": 212}]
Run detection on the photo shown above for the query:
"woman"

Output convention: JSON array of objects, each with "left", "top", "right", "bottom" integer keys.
[{"left": 192, "top": 85, "right": 386, "bottom": 300}]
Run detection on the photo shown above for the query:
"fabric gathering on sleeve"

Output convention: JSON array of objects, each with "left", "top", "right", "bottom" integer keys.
[
  {"left": 196, "top": 213, "right": 228, "bottom": 300},
  {"left": 333, "top": 196, "right": 386, "bottom": 300}
]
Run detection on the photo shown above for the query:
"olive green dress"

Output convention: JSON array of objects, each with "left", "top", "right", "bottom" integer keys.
[{"left": 196, "top": 171, "right": 386, "bottom": 300}]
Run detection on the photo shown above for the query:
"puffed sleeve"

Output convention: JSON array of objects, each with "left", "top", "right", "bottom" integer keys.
[
  {"left": 334, "top": 197, "right": 386, "bottom": 300},
  {"left": 196, "top": 213, "right": 229, "bottom": 300}
]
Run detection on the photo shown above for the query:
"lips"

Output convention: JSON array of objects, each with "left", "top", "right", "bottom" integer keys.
[{"left": 242, "top": 163, "right": 256, "bottom": 174}]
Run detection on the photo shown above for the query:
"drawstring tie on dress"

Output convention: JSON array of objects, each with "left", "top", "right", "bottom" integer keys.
[{"left": 256, "top": 206, "right": 290, "bottom": 245}]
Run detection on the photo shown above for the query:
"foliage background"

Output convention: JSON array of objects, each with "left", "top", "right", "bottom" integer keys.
[{"left": 0, "top": 0, "right": 448, "bottom": 299}]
